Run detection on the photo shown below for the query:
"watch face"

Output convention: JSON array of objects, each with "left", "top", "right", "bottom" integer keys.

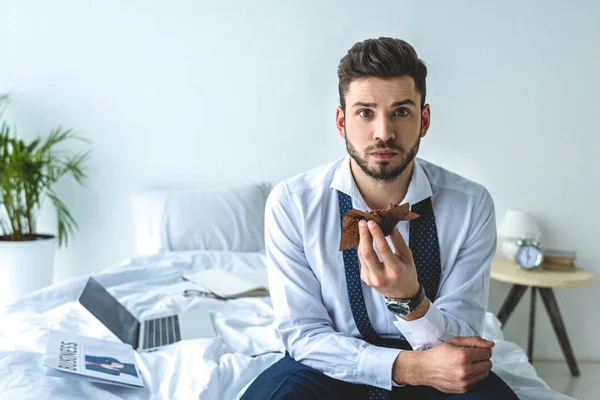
[
  {"left": 515, "top": 245, "right": 543, "bottom": 269},
  {"left": 387, "top": 301, "right": 410, "bottom": 316}
]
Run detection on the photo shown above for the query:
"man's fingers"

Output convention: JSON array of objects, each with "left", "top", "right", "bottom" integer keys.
[
  {"left": 463, "top": 347, "right": 493, "bottom": 363},
  {"left": 390, "top": 227, "right": 412, "bottom": 260},
  {"left": 357, "top": 220, "right": 380, "bottom": 272},
  {"left": 366, "top": 220, "right": 398, "bottom": 264},
  {"left": 447, "top": 336, "right": 495, "bottom": 349},
  {"left": 469, "top": 359, "right": 493, "bottom": 376}
]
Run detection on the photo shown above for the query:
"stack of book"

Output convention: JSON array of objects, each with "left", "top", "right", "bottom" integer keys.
[{"left": 543, "top": 249, "right": 576, "bottom": 271}]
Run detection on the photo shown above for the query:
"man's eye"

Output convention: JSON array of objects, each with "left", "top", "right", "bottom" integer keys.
[
  {"left": 358, "top": 109, "right": 373, "bottom": 118},
  {"left": 394, "top": 108, "right": 409, "bottom": 117}
]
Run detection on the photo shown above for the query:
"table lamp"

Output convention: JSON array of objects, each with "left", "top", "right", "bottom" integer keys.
[{"left": 498, "top": 209, "right": 541, "bottom": 260}]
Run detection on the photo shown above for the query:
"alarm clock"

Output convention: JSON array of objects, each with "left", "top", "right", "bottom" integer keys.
[{"left": 515, "top": 237, "right": 544, "bottom": 269}]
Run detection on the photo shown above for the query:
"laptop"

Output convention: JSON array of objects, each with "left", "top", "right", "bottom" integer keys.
[{"left": 78, "top": 277, "right": 217, "bottom": 351}]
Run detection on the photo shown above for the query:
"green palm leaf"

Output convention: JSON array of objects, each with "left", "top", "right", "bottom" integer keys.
[{"left": 0, "top": 93, "right": 90, "bottom": 247}]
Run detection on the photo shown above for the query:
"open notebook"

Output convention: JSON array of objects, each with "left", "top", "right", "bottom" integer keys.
[{"left": 183, "top": 268, "right": 269, "bottom": 299}]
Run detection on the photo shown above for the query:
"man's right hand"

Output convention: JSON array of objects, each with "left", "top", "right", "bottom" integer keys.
[{"left": 393, "top": 336, "right": 494, "bottom": 394}]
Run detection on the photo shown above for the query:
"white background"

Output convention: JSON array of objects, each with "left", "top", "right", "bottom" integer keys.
[{"left": 0, "top": 0, "right": 598, "bottom": 361}]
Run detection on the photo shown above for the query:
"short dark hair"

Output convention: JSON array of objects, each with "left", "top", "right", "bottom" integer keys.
[{"left": 337, "top": 37, "right": 428, "bottom": 110}]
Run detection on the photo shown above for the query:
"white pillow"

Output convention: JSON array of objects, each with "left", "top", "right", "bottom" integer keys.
[{"left": 131, "top": 182, "right": 273, "bottom": 255}]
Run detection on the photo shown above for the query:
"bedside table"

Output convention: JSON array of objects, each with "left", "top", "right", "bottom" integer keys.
[{"left": 491, "top": 258, "right": 593, "bottom": 376}]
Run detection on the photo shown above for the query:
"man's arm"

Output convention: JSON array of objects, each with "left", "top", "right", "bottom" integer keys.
[
  {"left": 392, "top": 188, "right": 497, "bottom": 350},
  {"left": 357, "top": 187, "right": 496, "bottom": 392},
  {"left": 393, "top": 336, "right": 495, "bottom": 394},
  {"left": 265, "top": 183, "right": 401, "bottom": 391}
]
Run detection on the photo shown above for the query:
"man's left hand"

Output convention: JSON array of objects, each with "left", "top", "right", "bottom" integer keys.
[{"left": 357, "top": 219, "right": 420, "bottom": 299}]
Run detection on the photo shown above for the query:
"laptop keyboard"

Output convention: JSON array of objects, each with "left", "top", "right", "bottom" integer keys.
[{"left": 142, "top": 315, "right": 182, "bottom": 349}]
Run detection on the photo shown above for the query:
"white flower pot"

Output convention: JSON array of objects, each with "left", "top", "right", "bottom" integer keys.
[{"left": 0, "top": 234, "right": 56, "bottom": 305}]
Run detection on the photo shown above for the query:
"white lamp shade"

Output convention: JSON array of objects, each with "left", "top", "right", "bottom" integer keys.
[{"left": 498, "top": 209, "right": 541, "bottom": 239}]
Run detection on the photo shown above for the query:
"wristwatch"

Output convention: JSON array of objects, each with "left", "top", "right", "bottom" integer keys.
[{"left": 384, "top": 284, "right": 425, "bottom": 317}]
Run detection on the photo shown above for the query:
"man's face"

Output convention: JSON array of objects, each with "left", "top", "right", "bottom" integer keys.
[{"left": 336, "top": 76, "right": 430, "bottom": 182}]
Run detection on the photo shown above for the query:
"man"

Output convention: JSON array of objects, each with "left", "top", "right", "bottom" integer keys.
[{"left": 242, "top": 37, "right": 518, "bottom": 399}]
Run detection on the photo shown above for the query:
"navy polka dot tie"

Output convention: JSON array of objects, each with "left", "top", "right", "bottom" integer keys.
[{"left": 338, "top": 191, "right": 441, "bottom": 399}]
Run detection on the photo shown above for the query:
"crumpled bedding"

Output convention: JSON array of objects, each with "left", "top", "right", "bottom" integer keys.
[{"left": 0, "top": 250, "right": 574, "bottom": 400}]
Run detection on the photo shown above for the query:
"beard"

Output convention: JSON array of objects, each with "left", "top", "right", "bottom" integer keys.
[{"left": 345, "top": 130, "right": 421, "bottom": 182}]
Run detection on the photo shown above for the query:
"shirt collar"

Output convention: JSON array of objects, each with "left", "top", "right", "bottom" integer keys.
[{"left": 330, "top": 155, "right": 433, "bottom": 210}]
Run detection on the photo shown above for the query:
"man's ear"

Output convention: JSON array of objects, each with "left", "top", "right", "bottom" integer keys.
[
  {"left": 420, "top": 104, "right": 431, "bottom": 138},
  {"left": 336, "top": 105, "right": 346, "bottom": 138}
]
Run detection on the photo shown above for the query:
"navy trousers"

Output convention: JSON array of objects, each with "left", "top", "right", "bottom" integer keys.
[{"left": 241, "top": 354, "right": 519, "bottom": 400}]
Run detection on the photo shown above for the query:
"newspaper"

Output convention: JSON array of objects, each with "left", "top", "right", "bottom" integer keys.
[{"left": 43, "top": 330, "right": 144, "bottom": 388}]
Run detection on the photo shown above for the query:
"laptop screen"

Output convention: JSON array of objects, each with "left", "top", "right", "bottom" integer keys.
[{"left": 78, "top": 277, "right": 140, "bottom": 348}]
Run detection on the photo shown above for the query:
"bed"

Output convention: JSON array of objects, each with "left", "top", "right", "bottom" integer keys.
[{"left": 0, "top": 183, "right": 576, "bottom": 400}]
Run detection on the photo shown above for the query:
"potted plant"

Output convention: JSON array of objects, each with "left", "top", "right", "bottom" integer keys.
[{"left": 0, "top": 94, "right": 91, "bottom": 305}]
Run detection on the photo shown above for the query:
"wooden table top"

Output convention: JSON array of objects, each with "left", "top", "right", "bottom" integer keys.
[{"left": 491, "top": 258, "right": 594, "bottom": 288}]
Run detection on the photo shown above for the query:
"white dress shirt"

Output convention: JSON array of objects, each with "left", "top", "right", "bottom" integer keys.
[{"left": 265, "top": 155, "right": 497, "bottom": 391}]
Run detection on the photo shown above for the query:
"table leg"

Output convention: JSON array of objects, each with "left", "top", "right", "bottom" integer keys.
[
  {"left": 497, "top": 284, "right": 528, "bottom": 326},
  {"left": 528, "top": 287, "right": 536, "bottom": 362},
  {"left": 538, "top": 288, "right": 580, "bottom": 376}
]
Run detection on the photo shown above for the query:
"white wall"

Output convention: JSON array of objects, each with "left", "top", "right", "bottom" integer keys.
[{"left": 1, "top": 0, "right": 598, "bottom": 360}]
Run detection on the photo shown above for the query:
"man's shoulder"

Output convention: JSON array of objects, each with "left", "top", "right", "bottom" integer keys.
[
  {"left": 417, "top": 157, "right": 490, "bottom": 200},
  {"left": 269, "top": 157, "right": 344, "bottom": 201}
]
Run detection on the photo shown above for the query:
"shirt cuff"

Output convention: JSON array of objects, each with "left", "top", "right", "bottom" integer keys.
[
  {"left": 358, "top": 345, "right": 403, "bottom": 390},
  {"left": 393, "top": 300, "right": 445, "bottom": 350}
]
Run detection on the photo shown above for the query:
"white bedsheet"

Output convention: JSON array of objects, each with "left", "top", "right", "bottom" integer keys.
[{"left": 0, "top": 250, "right": 574, "bottom": 400}]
